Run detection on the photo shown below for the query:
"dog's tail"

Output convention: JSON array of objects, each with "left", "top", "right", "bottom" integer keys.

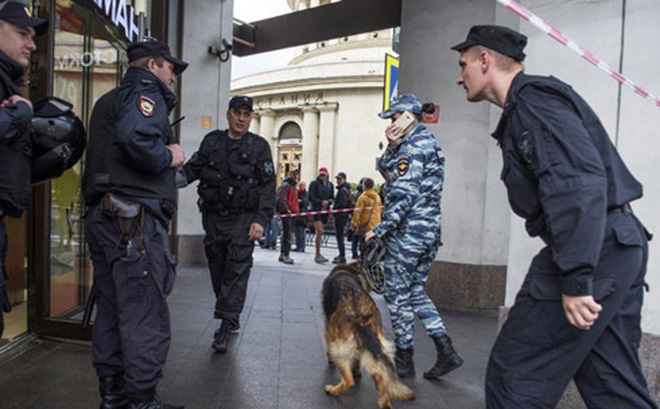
[{"left": 356, "top": 326, "right": 415, "bottom": 401}]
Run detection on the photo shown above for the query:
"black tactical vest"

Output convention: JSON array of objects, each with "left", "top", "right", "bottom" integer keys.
[{"left": 197, "top": 130, "right": 261, "bottom": 211}]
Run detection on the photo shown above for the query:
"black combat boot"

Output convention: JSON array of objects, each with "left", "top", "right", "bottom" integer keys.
[
  {"left": 395, "top": 347, "right": 415, "bottom": 378},
  {"left": 423, "top": 334, "right": 463, "bottom": 379},
  {"left": 99, "top": 374, "right": 128, "bottom": 409},
  {"left": 128, "top": 388, "right": 184, "bottom": 409}
]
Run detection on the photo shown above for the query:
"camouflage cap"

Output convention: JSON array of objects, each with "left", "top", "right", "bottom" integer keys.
[{"left": 378, "top": 93, "right": 423, "bottom": 118}]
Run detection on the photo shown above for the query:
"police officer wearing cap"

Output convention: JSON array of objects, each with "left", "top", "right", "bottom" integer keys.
[
  {"left": 182, "top": 95, "right": 275, "bottom": 354},
  {"left": 82, "top": 39, "right": 188, "bottom": 409},
  {"left": 0, "top": 0, "right": 48, "bottom": 338},
  {"left": 365, "top": 94, "right": 463, "bottom": 380},
  {"left": 453, "top": 25, "right": 657, "bottom": 408}
]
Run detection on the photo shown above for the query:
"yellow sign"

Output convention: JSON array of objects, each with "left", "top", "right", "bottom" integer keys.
[
  {"left": 383, "top": 54, "right": 400, "bottom": 111},
  {"left": 201, "top": 115, "right": 212, "bottom": 130}
]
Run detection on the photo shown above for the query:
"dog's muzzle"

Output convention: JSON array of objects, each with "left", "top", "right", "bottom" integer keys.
[{"left": 361, "top": 237, "right": 387, "bottom": 294}]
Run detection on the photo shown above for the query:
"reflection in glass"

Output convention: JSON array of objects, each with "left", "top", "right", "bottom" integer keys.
[{"left": 49, "top": 0, "right": 121, "bottom": 319}]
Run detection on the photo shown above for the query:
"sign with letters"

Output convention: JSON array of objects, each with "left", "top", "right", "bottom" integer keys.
[{"left": 92, "top": 0, "right": 140, "bottom": 42}]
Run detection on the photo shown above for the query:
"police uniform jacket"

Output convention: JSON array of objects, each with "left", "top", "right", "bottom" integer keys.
[
  {"left": 0, "top": 51, "right": 32, "bottom": 217},
  {"left": 183, "top": 129, "right": 276, "bottom": 228},
  {"left": 492, "top": 72, "right": 643, "bottom": 296},
  {"left": 83, "top": 66, "right": 178, "bottom": 223},
  {"left": 373, "top": 123, "right": 445, "bottom": 241}
]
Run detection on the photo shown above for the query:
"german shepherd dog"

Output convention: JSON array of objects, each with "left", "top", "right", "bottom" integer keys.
[{"left": 322, "top": 263, "right": 415, "bottom": 408}]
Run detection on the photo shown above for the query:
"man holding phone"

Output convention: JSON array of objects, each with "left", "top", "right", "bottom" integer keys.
[{"left": 365, "top": 94, "right": 462, "bottom": 380}]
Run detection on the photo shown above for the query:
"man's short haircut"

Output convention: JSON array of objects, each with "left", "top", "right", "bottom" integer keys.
[{"left": 363, "top": 178, "right": 374, "bottom": 190}]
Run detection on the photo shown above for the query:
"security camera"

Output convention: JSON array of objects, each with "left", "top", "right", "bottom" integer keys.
[{"left": 208, "top": 37, "right": 232, "bottom": 62}]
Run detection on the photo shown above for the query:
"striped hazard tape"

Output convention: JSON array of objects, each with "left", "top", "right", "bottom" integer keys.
[
  {"left": 274, "top": 206, "right": 381, "bottom": 219},
  {"left": 497, "top": 0, "right": 660, "bottom": 107}
]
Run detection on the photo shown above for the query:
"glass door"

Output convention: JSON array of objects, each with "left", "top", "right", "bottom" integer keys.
[{"left": 31, "top": 0, "right": 127, "bottom": 340}]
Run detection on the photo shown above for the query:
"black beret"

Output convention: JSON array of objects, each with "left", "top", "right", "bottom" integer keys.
[
  {"left": 0, "top": 0, "right": 48, "bottom": 35},
  {"left": 127, "top": 40, "right": 188, "bottom": 75},
  {"left": 451, "top": 25, "right": 527, "bottom": 62}
]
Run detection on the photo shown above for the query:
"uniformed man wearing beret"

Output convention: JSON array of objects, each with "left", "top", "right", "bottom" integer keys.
[
  {"left": 453, "top": 25, "right": 657, "bottom": 408},
  {"left": 82, "top": 39, "right": 188, "bottom": 409},
  {"left": 0, "top": 0, "right": 48, "bottom": 339},
  {"left": 182, "top": 95, "right": 276, "bottom": 354}
]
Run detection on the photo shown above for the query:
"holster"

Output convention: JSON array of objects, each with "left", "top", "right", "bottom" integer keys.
[{"left": 101, "top": 193, "right": 141, "bottom": 245}]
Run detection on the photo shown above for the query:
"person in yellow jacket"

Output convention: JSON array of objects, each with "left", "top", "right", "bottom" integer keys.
[{"left": 350, "top": 177, "right": 382, "bottom": 257}]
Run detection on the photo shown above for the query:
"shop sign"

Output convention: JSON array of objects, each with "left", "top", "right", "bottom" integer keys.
[{"left": 92, "top": 0, "right": 140, "bottom": 42}]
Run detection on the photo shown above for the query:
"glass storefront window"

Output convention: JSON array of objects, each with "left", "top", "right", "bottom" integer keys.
[{"left": 48, "top": 0, "right": 125, "bottom": 320}]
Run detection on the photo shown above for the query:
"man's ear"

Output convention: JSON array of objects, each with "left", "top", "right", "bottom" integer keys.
[{"left": 479, "top": 50, "right": 490, "bottom": 73}]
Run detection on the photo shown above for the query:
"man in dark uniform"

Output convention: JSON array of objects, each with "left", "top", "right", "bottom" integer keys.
[
  {"left": 453, "top": 25, "right": 657, "bottom": 408},
  {"left": 0, "top": 0, "right": 47, "bottom": 339},
  {"left": 182, "top": 95, "right": 275, "bottom": 354},
  {"left": 83, "top": 40, "right": 187, "bottom": 409}
]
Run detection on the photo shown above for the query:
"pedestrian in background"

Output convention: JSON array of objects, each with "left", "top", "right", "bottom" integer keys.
[
  {"left": 453, "top": 25, "right": 656, "bottom": 408},
  {"left": 366, "top": 94, "right": 462, "bottom": 380},
  {"left": 182, "top": 95, "right": 276, "bottom": 354},
  {"left": 308, "top": 167, "right": 334, "bottom": 264},
  {"left": 350, "top": 178, "right": 365, "bottom": 259},
  {"left": 350, "top": 177, "right": 381, "bottom": 259},
  {"left": 83, "top": 40, "right": 188, "bottom": 409},
  {"left": 276, "top": 172, "right": 298, "bottom": 264},
  {"left": 294, "top": 181, "right": 310, "bottom": 252},
  {"left": 332, "top": 172, "right": 352, "bottom": 264}
]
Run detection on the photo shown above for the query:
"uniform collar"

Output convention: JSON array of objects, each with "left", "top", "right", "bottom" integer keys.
[
  {"left": 122, "top": 66, "right": 178, "bottom": 111},
  {"left": 491, "top": 71, "right": 526, "bottom": 142},
  {"left": 0, "top": 50, "right": 25, "bottom": 88}
]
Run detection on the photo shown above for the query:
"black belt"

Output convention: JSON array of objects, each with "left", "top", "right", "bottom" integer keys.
[{"left": 607, "top": 203, "right": 632, "bottom": 215}]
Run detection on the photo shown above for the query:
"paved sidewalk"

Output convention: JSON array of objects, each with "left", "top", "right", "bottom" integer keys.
[{"left": 0, "top": 245, "right": 498, "bottom": 409}]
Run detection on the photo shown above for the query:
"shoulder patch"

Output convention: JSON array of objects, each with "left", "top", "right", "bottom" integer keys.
[
  {"left": 264, "top": 161, "right": 275, "bottom": 176},
  {"left": 396, "top": 155, "right": 410, "bottom": 176},
  {"left": 137, "top": 95, "right": 156, "bottom": 117}
]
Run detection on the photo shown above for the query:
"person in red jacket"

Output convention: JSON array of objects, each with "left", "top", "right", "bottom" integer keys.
[{"left": 276, "top": 173, "right": 299, "bottom": 264}]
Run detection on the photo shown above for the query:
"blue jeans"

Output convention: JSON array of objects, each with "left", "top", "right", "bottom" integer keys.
[
  {"left": 263, "top": 218, "right": 280, "bottom": 247},
  {"left": 294, "top": 222, "right": 306, "bottom": 251}
]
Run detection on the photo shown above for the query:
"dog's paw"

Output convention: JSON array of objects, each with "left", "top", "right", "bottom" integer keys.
[{"left": 324, "top": 384, "right": 339, "bottom": 396}]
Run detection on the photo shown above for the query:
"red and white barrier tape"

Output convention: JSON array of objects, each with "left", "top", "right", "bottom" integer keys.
[
  {"left": 274, "top": 206, "right": 380, "bottom": 219},
  {"left": 497, "top": 0, "right": 660, "bottom": 107}
]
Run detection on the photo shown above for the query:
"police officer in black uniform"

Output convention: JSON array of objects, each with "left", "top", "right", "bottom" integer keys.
[
  {"left": 83, "top": 40, "right": 187, "bottom": 409},
  {"left": 0, "top": 0, "right": 47, "bottom": 339},
  {"left": 453, "top": 25, "right": 657, "bottom": 408},
  {"left": 182, "top": 95, "right": 275, "bottom": 354}
]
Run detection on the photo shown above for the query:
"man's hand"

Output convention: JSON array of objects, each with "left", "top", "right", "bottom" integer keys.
[
  {"left": 364, "top": 230, "right": 375, "bottom": 242},
  {"left": 562, "top": 294, "right": 602, "bottom": 330},
  {"left": 322, "top": 200, "right": 329, "bottom": 209},
  {"left": 1, "top": 95, "right": 33, "bottom": 111},
  {"left": 167, "top": 144, "right": 185, "bottom": 167},
  {"left": 248, "top": 222, "right": 264, "bottom": 242},
  {"left": 385, "top": 123, "right": 407, "bottom": 148}
]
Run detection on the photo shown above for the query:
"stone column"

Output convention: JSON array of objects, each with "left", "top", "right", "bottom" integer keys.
[
  {"left": 250, "top": 112, "right": 260, "bottom": 135},
  {"left": 258, "top": 109, "right": 277, "bottom": 154},
  {"left": 317, "top": 103, "right": 338, "bottom": 175},
  {"left": 301, "top": 106, "right": 319, "bottom": 183}
]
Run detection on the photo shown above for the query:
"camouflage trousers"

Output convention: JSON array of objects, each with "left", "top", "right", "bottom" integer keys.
[{"left": 383, "top": 232, "right": 446, "bottom": 349}]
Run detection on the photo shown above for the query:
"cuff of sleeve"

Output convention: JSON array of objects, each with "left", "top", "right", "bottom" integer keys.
[{"left": 560, "top": 267, "right": 593, "bottom": 296}]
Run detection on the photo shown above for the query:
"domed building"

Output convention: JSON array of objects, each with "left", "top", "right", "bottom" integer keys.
[{"left": 230, "top": 0, "right": 397, "bottom": 186}]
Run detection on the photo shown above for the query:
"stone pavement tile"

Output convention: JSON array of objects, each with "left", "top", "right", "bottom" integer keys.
[{"left": 0, "top": 243, "right": 497, "bottom": 409}]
